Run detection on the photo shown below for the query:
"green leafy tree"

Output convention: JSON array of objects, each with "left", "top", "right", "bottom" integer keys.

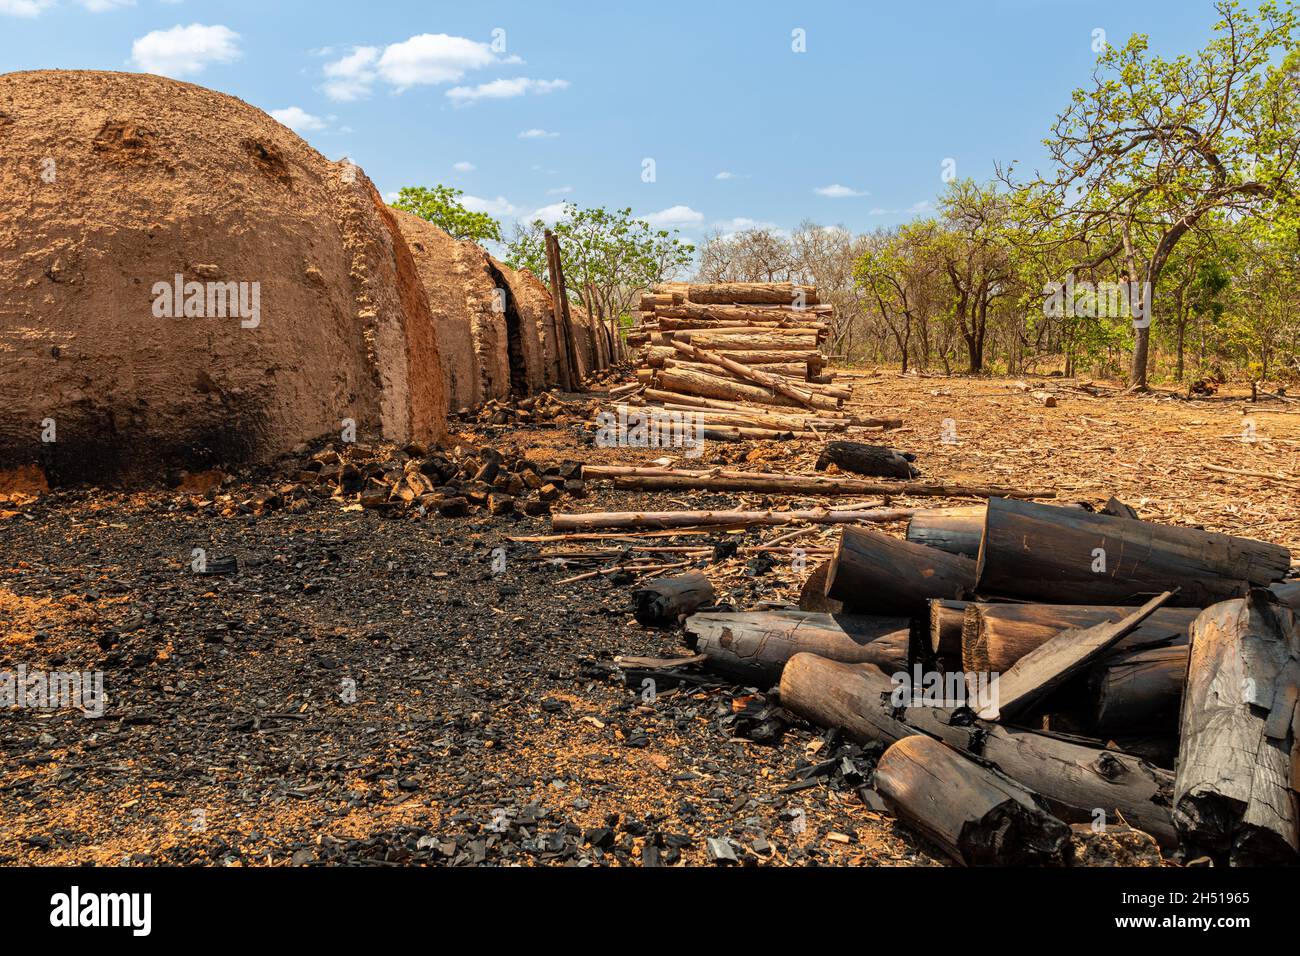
[
  {"left": 1006, "top": 1, "right": 1300, "bottom": 389},
  {"left": 391, "top": 185, "right": 502, "bottom": 243},
  {"left": 506, "top": 204, "right": 694, "bottom": 347}
]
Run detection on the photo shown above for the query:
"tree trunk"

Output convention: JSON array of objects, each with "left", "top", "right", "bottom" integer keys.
[
  {"left": 976, "top": 496, "right": 1292, "bottom": 607},
  {"left": 1173, "top": 595, "right": 1300, "bottom": 866},
  {"left": 826, "top": 526, "right": 976, "bottom": 616},
  {"left": 778, "top": 653, "right": 1177, "bottom": 845},
  {"left": 684, "top": 610, "right": 909, "bottom": 684},
  {"left": 670, "top": 340, "right": 820, "bottom": 410},
  {"left": 646, "top": 346, "right": 823, "bottom": 369},
  {"left": 872, "top": 735, "right": 1072, "bottom": 866}
]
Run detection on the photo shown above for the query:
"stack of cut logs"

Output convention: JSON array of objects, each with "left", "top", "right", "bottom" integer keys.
[
  {"left": 680, "top": 497, "right": 1300, "bottom": 866},
  {"left": 614, "top": 282, "right": 869, "bottom": 440}
]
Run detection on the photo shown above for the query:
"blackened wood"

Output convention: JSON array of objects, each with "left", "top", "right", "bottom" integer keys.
[
  {"left": 1090, "top": 644, "right": 1188, "bottom": 735},
  {"left": 632, "top": 571, "right": 715, "bottom": 627},
  {"left": 815, "top": 442, "right": 919, "bottom": 480},
  {"left": 826, "top": 526, "right": 976, "bottom": 616},
  {"left": 979, "top": 592, "right": 1175, "bottom": 722},
  {"left": 1273, "top": 580, "right": 1300, "bottom": 611},
  {"left": 1101, "top": 496, "right": 1139, "bottom": 520},
  {"left": 684, "top": 610, "right": 908, "bottom": 684},
  {"left": 1173, "top": 594, "right": 1300, "bottom": 865},
  {"left": 872, "top": 735, "right": 1071, "bottom": 866},
  {"left": 976, "top": 496, "right": 1292, "bottom": 607},
  {"left": 778, "top": 653, "right": 1177, "bottom": 845}
]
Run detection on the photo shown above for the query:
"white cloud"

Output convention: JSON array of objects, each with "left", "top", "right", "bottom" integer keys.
[
  {"left": 446, "top": 76, "right": 568, "bottom": 105},
  {"left": 323, "top": 46, "right": 379, "bottom": 101},
  {"left": 0, "top": 0, "right": 56, "bottom": 16},
  {"left": 377, "top": 33, "right": 494, "bottom": 88},
  {"left": 452, "top": 161, "right": 476, "bottom": 172},
  {"left": 518, "top": 128, "right": 559, "bottom": 139},
  {"left": 323, "top": 33, "right": 538, "bottom": 101},
  {"left": 715, "top": 171, "right": 736, "bottom": 180},
  {"left": 460, "top": 194, "right": 517, "bottom": 216},
  {"left": 546, "top": 185, "right": 574, "bottom": 196},
  {"left": 270, "top": 106, "right": 326, "bottom": 133},
  {"left": 815, "top": 183, "right": 869, "bottom": 198},
  {"left": 80, "top": 0, "right": 134, "bottom": 10},
  {"left": 528, "top": 202, "right": 572, "bottom": 225},
  {"left": 642, "top": 205, "right": 704, "bottom": 228},
  {"left": 130, "top": 24, "right": 242, "bottom": 78}
]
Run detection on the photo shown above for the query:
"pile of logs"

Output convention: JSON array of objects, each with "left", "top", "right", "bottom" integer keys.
[
  {"left": 616, "top": 282, "right": 858, "bottom": 441},
  {"left": 678, "top": 496, "right": 1300, "bottom": 865}
]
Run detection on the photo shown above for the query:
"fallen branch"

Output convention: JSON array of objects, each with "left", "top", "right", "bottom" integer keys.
[{"left": 551, "top": 507, "right": 917, "bottom": 532}]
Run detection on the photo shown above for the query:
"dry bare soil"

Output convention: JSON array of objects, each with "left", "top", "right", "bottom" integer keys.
[{"left": 1, "top": 373, "right": 1296, "bottom": 867}]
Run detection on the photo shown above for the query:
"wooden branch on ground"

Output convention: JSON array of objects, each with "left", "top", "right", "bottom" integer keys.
[
  {"left": 551, "top": 507, "right": 918, "bottom": 532},
  {"left": 582, "top": 465, "right": 1055, "bottom": 500}
]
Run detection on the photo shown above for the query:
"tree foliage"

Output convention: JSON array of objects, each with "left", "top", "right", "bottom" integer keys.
[
  {"left": 505, "top": 204, "right": 694, "bottom": 335},
  {"left": 391, "top": 185, "right": 503, "bottom": 244}
]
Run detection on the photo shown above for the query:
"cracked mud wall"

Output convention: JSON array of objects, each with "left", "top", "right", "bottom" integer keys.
[{"left": 0, "top": 69, "right": 445, "bottom": 484}]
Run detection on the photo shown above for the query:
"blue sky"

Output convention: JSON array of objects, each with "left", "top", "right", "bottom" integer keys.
[{"left": 0, "top": 0, "right": 1226, "bottom": 243}]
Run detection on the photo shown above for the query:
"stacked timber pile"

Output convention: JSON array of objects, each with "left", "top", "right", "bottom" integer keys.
[
  {"left": 617, "top": 282, "right": 854, "bottom": 440},
  {"left": 685, "top": 496, "right": 1299, "bottom": 866}
]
